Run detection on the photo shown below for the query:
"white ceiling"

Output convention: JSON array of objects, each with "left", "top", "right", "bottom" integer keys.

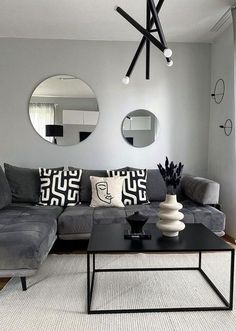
[
  {"left": 32, "top": 75, "right": 95, "bottom": 98},
  {"left": 0, "top": 0, "right": 235, "bottom": 43}
]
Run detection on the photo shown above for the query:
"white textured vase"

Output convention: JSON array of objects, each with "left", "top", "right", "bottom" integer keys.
[{"left": 156, "top": 194, "right": 185, "bottom": 237}]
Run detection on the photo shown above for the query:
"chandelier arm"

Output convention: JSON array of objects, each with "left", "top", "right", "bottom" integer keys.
[
  {"left": 147, "top": 0, "right": 172, "bottom": 64},
  {"left": 148, "top": 0, "right": 166, "bottom": 46},
  {"left": 126, "top": 41, "right": 146, "bottom": 78},
  {"left": 116, "top": 0, "right": 166, "bottom": 79},
  {"left": 116, "top": 7, "right": 165, "bottom": 51}
]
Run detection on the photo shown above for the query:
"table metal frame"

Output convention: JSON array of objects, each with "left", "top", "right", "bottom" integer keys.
[{"left": 87, "top": 249, "right": 234, "bottom": 314}]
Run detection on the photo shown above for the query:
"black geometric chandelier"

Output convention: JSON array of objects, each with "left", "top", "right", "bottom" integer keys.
[{"left": 115, "top": 0, "right": 173, "bottom": 84}]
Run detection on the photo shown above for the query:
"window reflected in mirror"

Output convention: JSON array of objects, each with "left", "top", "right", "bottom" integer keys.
[
  {"left": 29, "top": 75, "right": 99, "bottom": 146},
  {"left": 122, "top": 110, "right": 159, "bottom": 148}
]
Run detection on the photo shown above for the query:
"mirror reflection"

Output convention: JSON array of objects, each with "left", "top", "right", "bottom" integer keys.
[
  {"left": 122, "top": 109, "right": 159, "bottom": 148},
  {"left": 29, "top": 75, "right": 99, "bottom": 146}
]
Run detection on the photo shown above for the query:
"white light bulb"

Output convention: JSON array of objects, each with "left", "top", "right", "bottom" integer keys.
[
  {"left": 167, "top": 60, "right": 173, "bottom": 67},
  {"left": 122, "top": 76, "right": 130, "bottom": 85},
  {"left": 164, "top": 48, "right": 173, "bottom": 58}
]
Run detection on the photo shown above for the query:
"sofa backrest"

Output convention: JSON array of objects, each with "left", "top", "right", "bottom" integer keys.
[
  {"left": 3, "top": 164, "right": 167, "bottom": 205},
  {"left": 181, "top": 175, "right": 220, "bottom": 205},
  {"left": 70, "top": 167, "right": 166, "bottom": 203},
  {"left": 4, "top": 164, "right": 64, "bottom": 204},
  {"left": 146, "top": 169, "right": 166, "bottom": 201},
  {"left": 0, "top": 165, "right": 12, "bottom": 209},
  {"left": 78, "top": 169, "right": 108, "bottom": 203}
]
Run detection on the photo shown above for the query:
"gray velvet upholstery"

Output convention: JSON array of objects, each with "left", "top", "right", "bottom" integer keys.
[
  {"left": 180, "top": 200, "right": 225, "bottom": 233},
  {"left": 58, "top": 204, "right": 94, "bottom": 236},
  {"left": 0, "top": 166, "right": 11, "bottom": 209},
  {"left": 0, "top": 204, "right": 62, "bottom": 275},
  {"left": 93, "top": 206, "right": 126, "bottom": 224},
  {"left": 0, "top": 167, "right": 226, "bottom": 283},
  {"left": 57, "top": 199, "right": 225, "bottom": 240},
  {"left": 181, "top": 175, "right": 220, "bottom": 205},
  {"left": 4, "top": 164, "right": 63, "bottom": 204},
  {"left": 146, "top": 169, "right": 166, "bottom": 202},
  {"left": 125, "top": 204, "right": 158, "bottom": 223}
]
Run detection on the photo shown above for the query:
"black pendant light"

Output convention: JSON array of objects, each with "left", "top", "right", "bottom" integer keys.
[{"left": 115, "top": 0, "right": 173, "bottom": 84}]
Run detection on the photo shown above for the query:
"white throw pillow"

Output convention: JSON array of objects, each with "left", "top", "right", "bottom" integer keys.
[{"left": 90, "top": 176, "right": 125, "bottom": 208}]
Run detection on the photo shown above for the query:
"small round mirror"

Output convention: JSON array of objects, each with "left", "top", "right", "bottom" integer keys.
[
  {"left": 121, "top": 109, "right": 159, "bottom": 148},
  {"left": 29, "top": 75, "right": 99, "bottom": 145}
]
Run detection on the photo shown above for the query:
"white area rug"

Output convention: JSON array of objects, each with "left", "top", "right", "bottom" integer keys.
[{"left": 0, "top": 252, "right": 235, "bottom": 331}]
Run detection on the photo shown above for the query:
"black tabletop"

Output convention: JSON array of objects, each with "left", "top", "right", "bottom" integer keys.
[{"left": 87, "top": 224, "right": 232, "bottom": 253}]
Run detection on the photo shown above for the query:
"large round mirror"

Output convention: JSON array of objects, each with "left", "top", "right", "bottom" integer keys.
[
  {"left": 121, "top": 109, "right": 159, "bottom": 148},
  {"left": 29, "top": 75, "right": 99, "bottom": 145}
]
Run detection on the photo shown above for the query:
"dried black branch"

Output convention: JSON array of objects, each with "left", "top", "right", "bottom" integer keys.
[{"left": 157, "top": 157, "right": 184, "bottom": 195}]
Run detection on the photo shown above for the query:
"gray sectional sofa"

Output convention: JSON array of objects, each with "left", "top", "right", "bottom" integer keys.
[{"left": 0, "top": 165, "right": 225, "bottom": 291}]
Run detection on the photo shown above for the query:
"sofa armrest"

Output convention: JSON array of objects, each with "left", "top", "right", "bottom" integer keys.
[{"left": 181, "top": 175, "right": 220, "bottom": 205}]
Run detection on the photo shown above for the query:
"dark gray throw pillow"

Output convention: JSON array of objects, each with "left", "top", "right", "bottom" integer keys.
[
  {"left": 129, "top": 167, "right": 166, "bottom": 202},
  {"left": 0, "top": 166, "right": 12, "bottom": 209},
  {"left": 4, "top": 163, "right": 64, "bottom": 204}
]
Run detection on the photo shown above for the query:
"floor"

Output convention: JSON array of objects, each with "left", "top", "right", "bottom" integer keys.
[{"left": 0, "top": 236, "right": 235, "bottom": 291}]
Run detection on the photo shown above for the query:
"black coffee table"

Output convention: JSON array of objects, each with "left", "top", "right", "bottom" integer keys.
[{"left": 87, "top": 223, "right": 234, "bottom": 314}]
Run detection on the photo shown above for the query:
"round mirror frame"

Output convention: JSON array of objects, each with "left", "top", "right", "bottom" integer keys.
[
  {"left": 121, "top": 109, "right": 159, "bottom": 148},
  {"left": 29, "top": 74, "right": 99, "bottom": 146}
]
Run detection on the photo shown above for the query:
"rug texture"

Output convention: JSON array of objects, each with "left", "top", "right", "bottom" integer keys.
[{"left": 0, "top": 252, "right": 235, "bottom": 331}]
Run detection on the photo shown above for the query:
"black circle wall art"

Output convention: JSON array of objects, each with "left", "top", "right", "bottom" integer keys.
[
  {"left": 211, "top": 79, "right": 225, "bottom": 104},
  {"left": 219, "top": 119, "right": 233, "bottom": 136}
]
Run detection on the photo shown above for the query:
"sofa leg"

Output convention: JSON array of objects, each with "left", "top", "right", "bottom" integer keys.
[{"left": 20, "top": 277, "right": 27, "bottom": 291}]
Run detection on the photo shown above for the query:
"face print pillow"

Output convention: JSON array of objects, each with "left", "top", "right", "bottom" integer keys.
[{"left": 90, "top": 176, "right": 125, "bottom": 208}]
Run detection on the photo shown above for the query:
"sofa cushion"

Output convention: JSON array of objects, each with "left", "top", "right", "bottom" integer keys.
[
  {"left": 181, "top": 200, "right": 225, "bottom": 233},
  {"left": 146, "top": 169, "right": 166, "bottom": 201},
  {"left": 181, "top": 175, "right": 220, "bottom": 205},
  {"left": 0, "top": 204, "right": 62, "bottom": 271},
  {"left": 0, "top": 203, "right": 63, "bottom": 218},
  {"left": 125, "top": 204, "right": 159, "bottom": 223},
  {"left": 90, "top": 176, "right": 125, "bottom": 208},
  {"left": 39, "top": 169, "right": 82, "bottom": 207},
  {"left": 4, "top": 164, "right": 64, "bottom": 204},
  {"left": 0, "top": 166, "right": 11, "bottom": 209},
  {"left": 93, "top": 207, "right": 126, "bottom": 224},
  {"left": 129, "top": 168, "right": 166, "bottom": 202},
  {"left": 69, "top": 168, "right": 108, "bottom": 203},
  {"left": 58, "top": 205, "right": 94, "bottom": 235},
  {"left": 108, "top": 169, "right": 149, "bottom": 205}
]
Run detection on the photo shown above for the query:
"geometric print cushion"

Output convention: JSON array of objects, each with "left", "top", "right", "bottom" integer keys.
[
  {"left": 107, "top": 169, "right": 149, "bottom": 205},
  {"left": 39, "top": 168, "right": 82, "bottom": 207}
]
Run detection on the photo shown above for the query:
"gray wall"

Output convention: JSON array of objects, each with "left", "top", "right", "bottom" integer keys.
[
  {"left": 208, "top": 25, "right": 236, "bottom": 239},
  {"left": 0, "top": 38, "right": 210, "bottom": 174}
]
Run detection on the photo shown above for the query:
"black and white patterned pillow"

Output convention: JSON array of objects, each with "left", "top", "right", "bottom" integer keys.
[
  {"left": 39, "top": 168, "right": 82, "bottom": 207},
  {"left": 107, "top": 169, "right": 149, "bottom": 205}
]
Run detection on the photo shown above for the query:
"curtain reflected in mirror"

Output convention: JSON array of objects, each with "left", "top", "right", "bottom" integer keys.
[
  {"left": 29, "top": 75, "right": 99, "bottom": 146},
  {"left": 29, "top": 103, "right": 55, "bottom": 143},
  {"left": 121, "top": 109, "right": 159, "bottom": 148}
]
